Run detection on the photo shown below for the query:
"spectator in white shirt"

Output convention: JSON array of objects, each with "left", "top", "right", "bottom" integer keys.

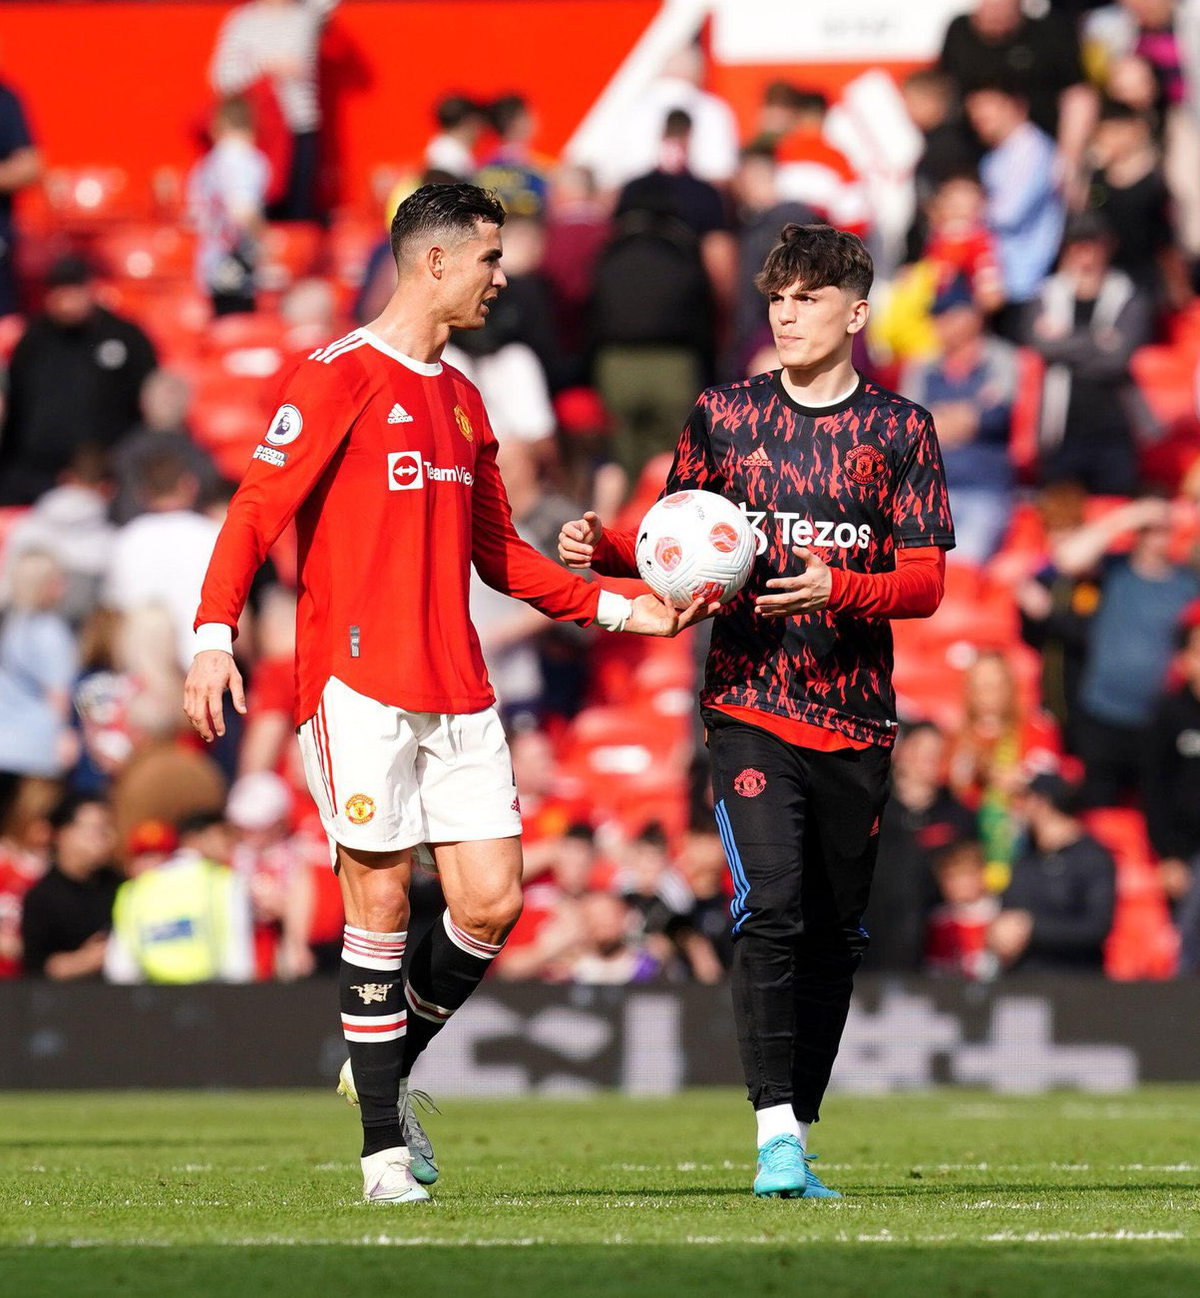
[{"left": 103, "top": 451, "right": 222, "bottom": 673}]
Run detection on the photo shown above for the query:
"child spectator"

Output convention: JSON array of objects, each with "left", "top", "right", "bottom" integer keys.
[
  {"left": 925, "top": 838, "right": 999, "bottom": 980},
  {"left": 188, "top": 97, "right": 270, "bottom": 316},
  {"left": 873, "top": 173, "right": 1002, "bottom": 368}
]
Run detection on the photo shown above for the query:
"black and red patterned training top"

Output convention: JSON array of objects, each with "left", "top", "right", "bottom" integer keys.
[{"left": 605, "top": 372, "right": 956, "bottom": 747}]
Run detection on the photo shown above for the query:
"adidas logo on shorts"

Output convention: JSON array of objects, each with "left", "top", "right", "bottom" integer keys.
[{"left": 387, "top": 403, "right": 413, "bottom": 424}]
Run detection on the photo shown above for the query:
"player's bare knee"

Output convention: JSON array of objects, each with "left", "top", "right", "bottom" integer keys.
[{"left": 456, "top": 889, "right": 522, "bottom": 946}]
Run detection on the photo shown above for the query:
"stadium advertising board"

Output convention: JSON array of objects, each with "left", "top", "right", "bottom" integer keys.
[{"left": 0, "top": 977, "right": 1192, "bottom": 1093}]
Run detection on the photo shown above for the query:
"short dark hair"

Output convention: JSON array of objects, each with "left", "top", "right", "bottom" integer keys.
[
  {"left": 389, "top": 182, "right": 506, "bottom": 265},
  {"left": 48, "top": 792, "right": 106, "bottom": 833},
  {"left": 435, "top": 95, "right": 485, "bottom": 130},
  {"left": 664, "top": 108, "right": 693, "bottom": 138},
  {"left": 138, "top": 449, "right": 192, "bottom": 503},
  {"left": 964, "top": 74, "right": 1027, "bottom": 105},
  {"left": 755, "top": 223, "right": 873, "bottom": 300},
  {"left": 490, "top": 94, "right": 529, "bottom": 137}
]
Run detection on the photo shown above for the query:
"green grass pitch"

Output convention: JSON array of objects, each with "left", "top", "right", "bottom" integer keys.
[{"left": 2, "top": 1087, "right": 1199, "bottom": 1296}]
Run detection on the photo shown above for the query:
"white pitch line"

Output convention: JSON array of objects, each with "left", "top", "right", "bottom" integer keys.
[{"left": 19, "top": 1228, "right": 1191, "bottom": 1250}]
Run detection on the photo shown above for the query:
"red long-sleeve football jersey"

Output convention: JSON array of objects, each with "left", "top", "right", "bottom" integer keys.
[{"left": 195, "top": 329, "right": 601, "bottom": 724}]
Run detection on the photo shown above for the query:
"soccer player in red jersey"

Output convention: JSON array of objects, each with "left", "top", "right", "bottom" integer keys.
[
  {"left": 185, "top": 184, "right": 705, "bottom": 1204},
  {"left": 559, "top": 225, "right": 956, "bottom": 1198}
]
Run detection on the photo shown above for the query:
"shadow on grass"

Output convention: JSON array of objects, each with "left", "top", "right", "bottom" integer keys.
[
  {"left": 0, "top": 1137, "right": 268, "bottom": 1150},
  {"left": 1, "top": 1243, "right": 1197, "bottom": 1298}
]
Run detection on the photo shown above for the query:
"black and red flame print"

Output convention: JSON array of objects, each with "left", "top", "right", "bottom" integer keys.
[{"left": 663, "top": 371, "right": 955, "bottom": 747}]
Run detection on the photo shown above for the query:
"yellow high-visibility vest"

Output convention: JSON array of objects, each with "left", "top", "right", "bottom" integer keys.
[{"left": 111, "top": 856, "right": 240, "bottom": 984}]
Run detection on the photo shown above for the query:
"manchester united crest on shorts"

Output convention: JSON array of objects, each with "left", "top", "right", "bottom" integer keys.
[
  {"left": 734, "top": 768, "right": 767, "bottom": 797},
  {"left": 454, "top": 405, "right": 473, "bottom": 442},
  {"left": 345, "top": 793, "right": 376, "bottom": 825},
  {"left": 843, "top": 443, "right": 887, "bottom": 487}
]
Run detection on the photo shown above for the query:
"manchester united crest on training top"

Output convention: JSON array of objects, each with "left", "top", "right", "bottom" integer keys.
[
  {"left": 843, "top": 443, "right": 886, "bottom": 487},
  {"left": 454, "top": 405, "right": 473, "bottom": 442},
  {"left": 345, "top": 793, "right": 376, "bottom": 825}
]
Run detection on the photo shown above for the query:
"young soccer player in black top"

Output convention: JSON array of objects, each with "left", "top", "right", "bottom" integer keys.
[{"left": 560, "top": 224, "right": 955, "bottom": 1197}]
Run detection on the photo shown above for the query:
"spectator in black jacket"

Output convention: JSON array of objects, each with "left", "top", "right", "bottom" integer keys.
[
  {"left": 1144, "top": 613, "right": 1200, "bottom": 912},
  {"left": 19, "top": 793, "right": 120, "bottom": 979},
  {"left": 0, "top": 256, "right": 157, "bottom": 505},
  {"left": 989, "top": 772, "right": 1116, "bottom": 973}
]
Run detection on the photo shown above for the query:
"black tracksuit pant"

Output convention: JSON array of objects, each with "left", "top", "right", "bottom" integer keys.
[{"left": 705, "top": 708, "right": 891, "bottom": 1123}]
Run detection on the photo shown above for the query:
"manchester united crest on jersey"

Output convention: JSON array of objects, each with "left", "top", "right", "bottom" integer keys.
[{"left": 454, "top": 405, "right": 474, "bottom": 442}]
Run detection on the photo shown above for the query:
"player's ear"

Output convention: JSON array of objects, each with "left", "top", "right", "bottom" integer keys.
[
  {"left": 427, "top": 245, "right": 445, "bottom": 280},
  {"left": 845, "top": 298, "right": 870, "bottom": 336}
]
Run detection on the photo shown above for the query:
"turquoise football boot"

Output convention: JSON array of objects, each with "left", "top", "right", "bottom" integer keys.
[
  {"left": 753, "top": 1134, "right": 807, "bottom": 1198},
  {"left": 801, "top": 1152, "right": 842, "bottom": 1199}
]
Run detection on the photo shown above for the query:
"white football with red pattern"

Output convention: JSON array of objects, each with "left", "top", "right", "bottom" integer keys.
[{"left": 636, "top": 489, "right": 755, "bottom": 611}]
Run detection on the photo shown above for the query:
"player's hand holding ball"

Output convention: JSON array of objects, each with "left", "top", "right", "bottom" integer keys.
[
  {"left": 184, "top": 649, "right": 247, "bottom": 742},
  {"left": 755, "top": 546, "right": 833, "bottom": 617},
  {"left": 625, "top": 591, "right": 721, "bottom": 638}
]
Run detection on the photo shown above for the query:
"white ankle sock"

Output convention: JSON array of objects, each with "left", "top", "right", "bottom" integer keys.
[{"left": 756, "top": 1104, "right": 807, "bottom": 1148}]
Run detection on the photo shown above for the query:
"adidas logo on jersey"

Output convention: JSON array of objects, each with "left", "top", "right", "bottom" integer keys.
[
  {"left": 387, "top": 403, "right": 413, "bottom": 424},
  {"left": 743, "top": 447, "right": 772, "bottom": 469}
]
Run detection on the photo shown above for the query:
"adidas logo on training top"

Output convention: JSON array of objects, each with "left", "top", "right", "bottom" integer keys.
[
  {"left": 387, "top": 403, "right": 413, "bottom": 424},
  {"left": 743, "top": 446, "right": 772, "bottom": 468}
]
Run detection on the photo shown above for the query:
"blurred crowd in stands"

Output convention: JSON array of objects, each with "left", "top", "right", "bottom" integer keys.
[{"left": 4, "top": 0, "right": 1200, "bottom": 986}]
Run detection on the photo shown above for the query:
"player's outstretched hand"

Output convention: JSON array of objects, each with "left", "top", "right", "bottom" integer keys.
[
  {"left": 184, "top": 649, "right": 247, "bottom": 742},
  {"left": 755, "top": 546, "right": 833, "bottom": 618},
  {"left": 558, "top": 511, "right": 604, "bottom": 568},
  {"left": 625, "top": 592, "right": 720, "bottom": 637}
]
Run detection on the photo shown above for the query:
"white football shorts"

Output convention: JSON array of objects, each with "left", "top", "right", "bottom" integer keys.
[{"left": 297, "top": 675, "right": 522, "bottom": 856}]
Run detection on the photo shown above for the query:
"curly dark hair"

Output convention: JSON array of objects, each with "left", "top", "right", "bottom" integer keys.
[
  {"left": 389, "top": 182, "right": 506, "bottom": 264},
  {"left": 754, "top": 223, "right": 873, "bottom": 301}
]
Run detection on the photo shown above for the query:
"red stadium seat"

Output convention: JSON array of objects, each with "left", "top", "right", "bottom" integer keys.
[
  {"left": 327, "top": 213, "right": 386, "bottom": 289},
  {"left": 204, "top": 311, "right": 290, "bottom": 356},
  {"left": 258, "top": 222, "right": 324, "bottom": 290},
  {"left": 94, "top": 224, "right": 196, "bottom": 283},
  {"left": 554, "top": 706, "right": 691, "bottom": 836},
  {"left": 1084, "top": 808, "right": 1179, "bottom": 980},
  {"left": 1131, "top": 344, "right": 1199, "bottom": 429},
  {"left": 42, "top": 166, "right": 147, "bottom": 228},
  {"left": 109, "top": 284, "right": 212, "bottom": 362}
]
